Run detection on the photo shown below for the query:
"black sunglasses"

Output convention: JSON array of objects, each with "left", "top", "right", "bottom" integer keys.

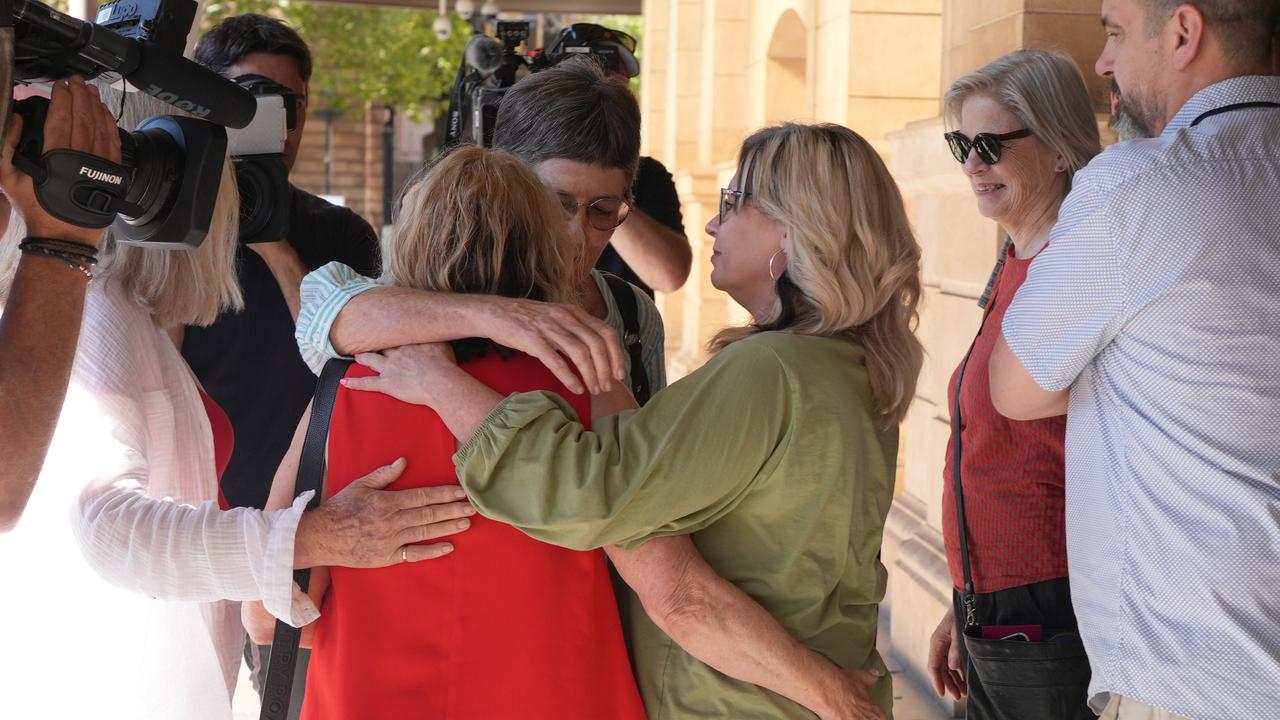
[{"left": 944, "top": 129, "right": 1031, "bottom": 165}]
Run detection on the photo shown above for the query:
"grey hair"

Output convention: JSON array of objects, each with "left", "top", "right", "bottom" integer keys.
[
  {"left": 492, "top": 55, "right": 641, "bottom": 186},
  {"left": 944, "top": 48, "right": 1102, "bottom": 189},
  {"left": 1142, "top": 0, "right": 1279, "bottom": 65}
]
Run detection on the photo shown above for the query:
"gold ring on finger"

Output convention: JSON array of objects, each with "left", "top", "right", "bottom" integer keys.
[{"left": 401, "top": 547, "right": 407, "bottom": 563}]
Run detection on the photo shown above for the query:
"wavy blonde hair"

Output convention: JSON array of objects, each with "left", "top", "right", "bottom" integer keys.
[
  {"left": 1, "top": 88, "right": 243, "bottom": 326},
  {"left": 710, "top": 123, "right": 924, "bottom": 427},
  {"left": 387, "top": 144, "right": 577, "bottom": 307}
]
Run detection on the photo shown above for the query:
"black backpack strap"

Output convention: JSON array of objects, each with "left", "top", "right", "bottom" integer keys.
[
  {"left": 602, "top": 272, "right": 651, "bottom": 406},
  {"left": 259, "top": 358, "right": 352, "bottom": 720}
]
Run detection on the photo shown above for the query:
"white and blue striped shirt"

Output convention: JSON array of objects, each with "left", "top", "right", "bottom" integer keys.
[
  {"left": 294, "top": 262, "right": 667, "bottom": 394},
  {"left": 1004, "top": 76, "right": 1280, "bottom": 720}
]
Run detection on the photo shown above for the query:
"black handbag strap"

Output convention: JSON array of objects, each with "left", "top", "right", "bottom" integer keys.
[
  {"left": 259, "top": 358, "right": 352, "bottom": 720},
  {"left": 602, "top": 272, "right": 651, "bottom": 406},
  {"left": 952, "top": 254, "right": 1006, "bottom": 631}
]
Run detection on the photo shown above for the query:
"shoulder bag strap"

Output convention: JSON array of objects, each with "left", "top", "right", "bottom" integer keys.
[
  {"left": 602, "top": 272, "right": 651, "bottom": 406},
  {"left": 952, "top": 252, "right": 1008, "bottom": 631},
  {"left": 259, "top": 358, "right": 352, "bottom": 720}
]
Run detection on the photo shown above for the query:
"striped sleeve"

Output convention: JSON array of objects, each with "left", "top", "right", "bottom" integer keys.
[{"left": 295, "top": 261, "right": 380, "bottom": 375}]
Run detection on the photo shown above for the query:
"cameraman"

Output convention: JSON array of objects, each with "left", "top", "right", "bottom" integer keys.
[
  {"left": 0, "top": 77, "right": 121, "bottom": 531},
  {"left": 187, "top": 14, "right": 381, "bottom": 709},
  {"left": 189, "top": 14, "right": 380, "bottom": 513}
]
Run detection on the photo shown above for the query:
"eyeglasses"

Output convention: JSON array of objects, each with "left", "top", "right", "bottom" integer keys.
[
  {"left": 557, "top": 193, "right": 632, "bottom": 231},
  {"left": 944, "top": 129, "right": 1031, "bottom": 165},
  {"left": 719, "top": 188, "right": 751, "bottom": 223}
]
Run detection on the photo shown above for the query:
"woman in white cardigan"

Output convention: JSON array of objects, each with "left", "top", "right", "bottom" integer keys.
[{"left": 0, "top": 87, "right": 473, "bottom": 718}]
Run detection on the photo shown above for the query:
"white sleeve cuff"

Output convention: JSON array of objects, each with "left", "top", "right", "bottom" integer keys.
[{"left": 261, "top": 490, "right": 320, "bottom": 627}]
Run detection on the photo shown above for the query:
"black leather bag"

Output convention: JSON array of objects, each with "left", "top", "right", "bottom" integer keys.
[{"left": 950, "top": 295, "right": 1092, "bottom": 720}]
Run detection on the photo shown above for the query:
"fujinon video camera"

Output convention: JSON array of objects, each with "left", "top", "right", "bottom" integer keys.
[
  {"left": 0, "top": 0, "right": 257, "bottom": 247},
  {"left": 442, "top": 22, "right": 638, "bottom": 150}
]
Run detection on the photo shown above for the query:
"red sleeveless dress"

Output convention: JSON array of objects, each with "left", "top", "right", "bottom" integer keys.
[{"left": 301, "top": 352, "right": 647, "bottom": 720}]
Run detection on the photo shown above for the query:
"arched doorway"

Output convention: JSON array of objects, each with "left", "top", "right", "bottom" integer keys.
[{"left": 765, "top": 9, "right": 808, "bottom": 124}]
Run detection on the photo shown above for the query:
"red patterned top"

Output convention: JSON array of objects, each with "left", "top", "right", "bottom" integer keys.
[
  {"left": 942, "top": 244, "right": 1068, "bottom": 593},
  {"left": 301, "top": 352, "right": 647, "bottom": 720}
]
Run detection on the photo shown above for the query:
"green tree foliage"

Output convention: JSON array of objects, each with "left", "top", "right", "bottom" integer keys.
[{"left": 200, "top": 0, "right": 469, "bottom": 120}]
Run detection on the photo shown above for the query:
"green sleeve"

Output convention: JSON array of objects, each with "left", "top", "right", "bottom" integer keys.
[{"left": 453, "top": 338, "right": 793, "bottom": 551}]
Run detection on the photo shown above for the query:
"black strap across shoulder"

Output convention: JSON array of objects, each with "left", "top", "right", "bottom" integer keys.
[
  {"left": 1190, "top": 101, "right": 1280, "bottom": 127},
  {"left": 602, "top": 272, "right": 651, "bottom": 406},
  {"left": 259, "top": 358, "right": 352, "bottom": 720}
]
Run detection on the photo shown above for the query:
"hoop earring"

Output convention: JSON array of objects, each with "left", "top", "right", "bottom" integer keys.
[{"left": 768, "top": 250, "right": 785, "bottom": 281}]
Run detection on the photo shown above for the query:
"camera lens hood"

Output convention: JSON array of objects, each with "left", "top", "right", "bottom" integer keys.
[{"left": 113, "top": 114, "right": 226, "bottom": 247}]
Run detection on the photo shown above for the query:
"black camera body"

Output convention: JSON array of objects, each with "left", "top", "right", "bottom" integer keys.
[
  {"left": 227, "top": 74, "right": 295, "bottom": 245},
  {"left": 2, "top": 0, "right": 257, "bottom": 247},
  {"left": 441, "top": 22, "right": 638, "bottom": 151}
]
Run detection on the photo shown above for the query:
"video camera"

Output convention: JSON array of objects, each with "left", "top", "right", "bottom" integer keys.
[
  {"left": 442, "top": 22, "right": 638, "bottom": 149},
  {"left": 1, "top": 0, "right": 258, "bottom": 247},
  {"left": 227, "top": 74, "right": 295, "bottom": 245}
]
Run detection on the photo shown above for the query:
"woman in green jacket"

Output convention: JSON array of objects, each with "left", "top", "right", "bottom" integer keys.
[{"left": 348, "top": 122, "right": 924, "bottom": 720}]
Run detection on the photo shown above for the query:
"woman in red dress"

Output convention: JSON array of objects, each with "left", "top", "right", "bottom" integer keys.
[{"left": 244, "top": 146, "right": 646, "bottom": 719}]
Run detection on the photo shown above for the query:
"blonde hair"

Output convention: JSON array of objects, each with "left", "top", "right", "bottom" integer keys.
[
  {"left": 1, "top": 88, "right": 243, "bottom": 326},
  {"left": 944, "top": 49, "right": 1101, "bottom": 188},
  {"left": 387, "top": 145, "right": 577, "bottom": 307},
  {"left": 710, "top": 123, "right": 924, "bottom": 427},
  {"left": 95, "top": 87, "right": 243, "bottom": 327}
]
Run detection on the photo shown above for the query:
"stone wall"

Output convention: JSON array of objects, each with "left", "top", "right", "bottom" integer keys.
[{"left": 291, "top": 104, "right": 391, "bottom": 230}]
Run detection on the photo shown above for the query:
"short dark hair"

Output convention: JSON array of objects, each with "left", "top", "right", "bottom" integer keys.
[
  {"left": 1142, "top": 0, "right": 1278, "bottom": 66},
  {"left": 492, "top": 56, "right": 641, "bottom": 185},
  {"left": 195, "top": 14, "right": 313, "bottom": 83}
]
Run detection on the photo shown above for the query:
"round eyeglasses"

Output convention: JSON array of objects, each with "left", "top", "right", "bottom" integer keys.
[
  {"left": 557, "top": 193, "right": 632, "bottom": 232},
  {"left": 944, "top": 129, "right": 1031, "bottom": 165}
]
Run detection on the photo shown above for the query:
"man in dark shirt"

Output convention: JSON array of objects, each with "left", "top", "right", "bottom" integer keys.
[
  {"left": 188, "top": 15, "right": 380, "bottom": 511},
  {"left": 186, "top": 15, "right": 380, "bottom": 713},
  {"left": 594, "top": 155, "right": 690, "bottom": 297}
]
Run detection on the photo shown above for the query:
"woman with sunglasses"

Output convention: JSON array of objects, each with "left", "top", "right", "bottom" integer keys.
[
  {"left": 343, "top": 122, "right": 923, "bottom": 720},
  {"left": 928, "top": 49, "right": 1101, "bottom": 719}
]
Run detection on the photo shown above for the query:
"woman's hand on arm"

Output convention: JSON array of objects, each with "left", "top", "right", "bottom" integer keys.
[
  {"left": 607, "top": 537, "right": 886, "bottom": 720},
  {"left": 330, "top": 287, "right": 624, "bottom": 396}
]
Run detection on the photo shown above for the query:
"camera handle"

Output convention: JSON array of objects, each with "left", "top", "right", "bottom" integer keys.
[{"left": 11, "top": 97, "right": 135, "bottom": 229}]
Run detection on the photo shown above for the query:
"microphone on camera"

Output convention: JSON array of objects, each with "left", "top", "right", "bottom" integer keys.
[
  {"left": 11, "top": 0, "right": 256, "bottom": 128},
  {"left": 464, "top": 34, "right": 505, "bottom": 78},
  {"left": 121, "top": 44, "right": 257, "bottom": 129}
]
